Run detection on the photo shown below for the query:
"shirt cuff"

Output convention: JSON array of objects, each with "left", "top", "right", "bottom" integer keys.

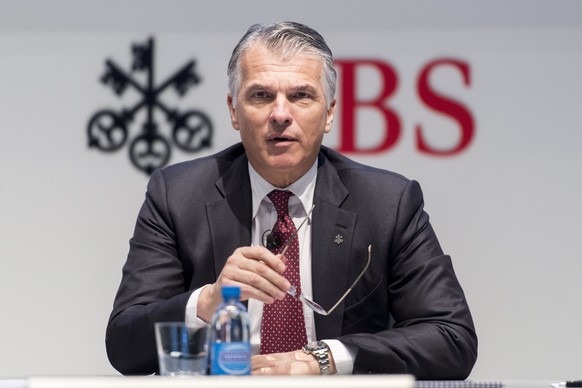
[
  {"left": 322, "top": 339, "right": 357, "bottom": 375},
  {"left": 185, "top": 284, "right": 212, "bottom": 329}
]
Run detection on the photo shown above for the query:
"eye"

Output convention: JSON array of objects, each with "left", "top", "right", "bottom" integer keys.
[
  {"left": 250, "top": 90, "right": 272, "bottom": 100},
  {"left": 291, "top": 91, "right": 311, "bottom": 100}
]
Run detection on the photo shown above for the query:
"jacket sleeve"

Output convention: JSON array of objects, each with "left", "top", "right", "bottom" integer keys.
[
  {"left": 105, "top": 169, "right": 193, "bottom": 375},
  {"left": 338, "top": 180, "right": 478, "bottom": 379}
]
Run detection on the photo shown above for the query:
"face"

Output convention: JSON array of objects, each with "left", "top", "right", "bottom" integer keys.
[{"left": 227, "top": 43, "right": 336, "bottom": 188}]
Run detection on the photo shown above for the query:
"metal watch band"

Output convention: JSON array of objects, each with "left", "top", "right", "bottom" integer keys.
[{"left": 303, "top": 341, "right": 332, "bottom": 375}]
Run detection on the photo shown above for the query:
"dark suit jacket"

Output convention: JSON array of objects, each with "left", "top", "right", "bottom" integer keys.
[{"left": 106, "top": 143, "right": 477, "bottom": 378}]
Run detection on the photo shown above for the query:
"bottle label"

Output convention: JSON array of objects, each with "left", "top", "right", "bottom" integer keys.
[{"left": 210, "top": 342, "right": 251, "bottom": 375}]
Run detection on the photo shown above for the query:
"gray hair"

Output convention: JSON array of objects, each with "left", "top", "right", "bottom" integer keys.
[{"left": 227, "top": 21, "right": 337, "bottom": 108}]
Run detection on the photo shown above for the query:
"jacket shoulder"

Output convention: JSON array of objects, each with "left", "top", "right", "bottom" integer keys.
[
  {"left": 153, "top": 143, "right": 246, "bottom": 183},
  {"left": 320, "top": 146, "right": 411, "bottom": 186}
]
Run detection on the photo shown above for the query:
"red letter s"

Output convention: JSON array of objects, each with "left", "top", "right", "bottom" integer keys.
[{"left": 416, "top": 59, "right": 475, "bottom": 156}]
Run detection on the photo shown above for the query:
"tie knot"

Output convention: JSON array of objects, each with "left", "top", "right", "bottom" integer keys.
[{"left": 267, "top": 190, "right": 293, "bottom": 217}]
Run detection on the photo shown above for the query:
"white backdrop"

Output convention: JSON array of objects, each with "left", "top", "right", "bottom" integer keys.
[{"left": 1, "top": 0, "right": 581, "bottom": 380}]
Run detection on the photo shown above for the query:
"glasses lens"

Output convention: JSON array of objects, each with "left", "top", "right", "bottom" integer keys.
[{"left": 300, "top": 295, "right": 328, "bottom": 316}]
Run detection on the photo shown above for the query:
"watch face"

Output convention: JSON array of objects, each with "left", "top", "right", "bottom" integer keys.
[{"left": 305, "top": 341, "right": 326, "bottom": 351}]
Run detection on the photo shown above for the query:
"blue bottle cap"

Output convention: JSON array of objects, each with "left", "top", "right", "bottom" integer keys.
[{"left": 222, "top": 285, "right": 241, "bottom": 300}]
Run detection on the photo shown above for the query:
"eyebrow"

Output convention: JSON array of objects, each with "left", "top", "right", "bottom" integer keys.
[
  {"left": 246, "top": 83, "right": 269, "bottom": 91},
  {"left": 290, "top": 84, "right": 317, "bottom": 93},
  {"left": 244, "top": 83, "right": 318, "bottom": 93}
]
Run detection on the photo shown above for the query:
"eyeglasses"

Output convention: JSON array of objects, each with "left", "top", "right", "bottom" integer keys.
[{"left": 263, "top": 204, "right": 372, "bottom": 316}]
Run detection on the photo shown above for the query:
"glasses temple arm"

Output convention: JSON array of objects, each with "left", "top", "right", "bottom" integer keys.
[
  {"left": 280, "top": 204, "right": 315, "bottom": 257},
  {"left": 325, "top": 245, "right": 372, "bottom": 316}
]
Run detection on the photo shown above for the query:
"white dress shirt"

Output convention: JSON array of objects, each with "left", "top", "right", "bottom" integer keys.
[{"left": 185, "top": 161, "right": 355, "bottom": 374}]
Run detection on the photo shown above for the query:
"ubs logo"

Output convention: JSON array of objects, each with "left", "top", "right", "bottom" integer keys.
[{"left": 87, "top": 37, "right": 213, "bottom": 174}]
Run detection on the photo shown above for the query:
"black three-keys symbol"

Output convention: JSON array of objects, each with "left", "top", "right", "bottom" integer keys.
[{"left": 88, "top": 37, "right": 213, "bottom": 174}]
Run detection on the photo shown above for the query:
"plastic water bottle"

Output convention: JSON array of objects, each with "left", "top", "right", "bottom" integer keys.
[{"left": 208, "top": 285, "right": 251, "bottom": 375}]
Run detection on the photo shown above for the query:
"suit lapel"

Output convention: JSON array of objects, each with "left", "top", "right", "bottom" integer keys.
[
  {"left": 204, "top": 148, "right": 357, "bottom": 339},
  {"left": 206, "top": 153, "right": 252, "bottom": 279},
  {"left": 311, "top": 155, "right": 356, "bottom": 339}
]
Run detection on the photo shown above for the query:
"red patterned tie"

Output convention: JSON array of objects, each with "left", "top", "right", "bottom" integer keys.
[{"left": 260, "top": 190, "right": 307, "bottom": 354}]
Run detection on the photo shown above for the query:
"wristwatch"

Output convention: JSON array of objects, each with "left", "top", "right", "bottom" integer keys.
[{"left": 302, "top": 341, "right": 332, "bottom": 375}]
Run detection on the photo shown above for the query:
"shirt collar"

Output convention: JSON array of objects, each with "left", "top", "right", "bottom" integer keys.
[{"left": 249, "top": 161, "right": 318, "bottom": 218}]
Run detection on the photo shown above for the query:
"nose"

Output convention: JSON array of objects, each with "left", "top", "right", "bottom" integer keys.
[{"left": 270, "top": 94, "right": 292, "bottom": 127}]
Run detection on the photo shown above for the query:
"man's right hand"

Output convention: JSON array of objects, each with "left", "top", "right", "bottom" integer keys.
[{"left": 197, "top": 246, "right": 290, "bottom": 322}]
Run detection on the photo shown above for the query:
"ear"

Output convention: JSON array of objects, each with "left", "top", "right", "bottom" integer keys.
[
  {"left": 324, "top": 99, "right": 337, "bottom": 134},
  {"left": 227, "top": 94, "right": 239, "bottom": 131}
]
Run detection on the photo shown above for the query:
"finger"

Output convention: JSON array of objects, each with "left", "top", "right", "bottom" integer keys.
[
  {"left": 240, "top": 275, "right": 287, "bottom": 303},
  {"left": 220, "top": 267, "right": 287, "bottom": 304},
  {"left": 252, "top": 354, "right": 278, "bottom": 364},
  {"left": 239, "top": 246, "right": 286, "bottom": 273},
  {"left": 251, "top": 352, "right": 316, "bottom": 375},
  {"left": 251, "top": 355, "right": 277, "bottom": 375},
  {"left": 220, "top": 249, "right": 290, "bottom": 302},
  {"left": 223, "top": 249, "right": 289, "bottom": 288},
  {"left": 232, "top": 247, "right": 290, "bottom": 293}
]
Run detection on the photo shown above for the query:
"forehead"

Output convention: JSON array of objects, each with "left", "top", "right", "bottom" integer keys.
[{"left": 239, "top": 43, "right": 324, "bottom": 87}]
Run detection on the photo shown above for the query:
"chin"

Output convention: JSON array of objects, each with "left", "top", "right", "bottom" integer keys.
[{"left": 267, "top": 157, "right": 303, "bottom": 172}]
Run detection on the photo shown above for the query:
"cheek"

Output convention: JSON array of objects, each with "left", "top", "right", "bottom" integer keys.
[
  {"left": 237, "top": 113, "right": 263, "bottom": 145},
  {"left": 299, "top": 111, "right": 329, "bottom": 136},
  {"left": 240, "top": 107, "right": 269, "bottom": 127}
]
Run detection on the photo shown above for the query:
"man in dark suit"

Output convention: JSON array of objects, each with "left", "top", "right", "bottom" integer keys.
[{"left": 106, "top": 21, "right": 477, "bottom": 378}]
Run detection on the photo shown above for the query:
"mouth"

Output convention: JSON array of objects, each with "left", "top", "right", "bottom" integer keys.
[{"left": 268, "top": 136, "right": 296, "bottom": 144}]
